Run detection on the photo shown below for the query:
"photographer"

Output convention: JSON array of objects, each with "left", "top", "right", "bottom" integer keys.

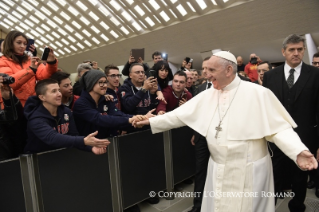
[
  {"left": 0, "top": 75, "right": 27, "bottom": 161},
  {"left": 0, "top": 30, "right": 58, "bottom": 106},
  {"left": 244, "top": 53, "right": 262, "bottom": 82}
]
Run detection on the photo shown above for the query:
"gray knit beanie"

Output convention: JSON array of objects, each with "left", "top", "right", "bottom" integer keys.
[{"left": 80, "top": 69, "right": 106, "bottom": 92}]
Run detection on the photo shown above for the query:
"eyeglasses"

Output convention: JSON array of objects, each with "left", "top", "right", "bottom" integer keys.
[
  {"left": 133, "top": 71, "right": 145, "bottom": 75},
  {"left": 98, "top": 81, "right": 107, "bottom": 87},
  {"left": 312, "top": 62, "right": 319, "bottom": 65},
  {"left": 107, "top": 74, "right": 122, "bottom": 78}
]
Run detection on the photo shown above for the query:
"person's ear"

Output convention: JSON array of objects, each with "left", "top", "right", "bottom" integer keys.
[{"left": 38, "top": 94, "right": 45, "bottom": 101}]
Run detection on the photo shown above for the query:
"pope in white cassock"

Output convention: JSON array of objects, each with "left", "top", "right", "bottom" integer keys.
[{"left": 134, "top": 51, "right": 317, "bottom": 212}]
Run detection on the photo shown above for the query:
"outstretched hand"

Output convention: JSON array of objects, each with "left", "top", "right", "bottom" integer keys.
[
  {"left": 131, "top": 115, "right": 146, "bottom": 122},
  {"left": 156, "top": 92, "right": 167, "bottom": 104},
  {"left": 297, "top": 150, "right": 318, "bottom": 171},
  {"left": 133, "top": 119, "right": 150, "bottom": 128},
  {"left": 104, "top": 94, "right": 114, "bottom": 102},
  {"left": 84, "top": 131, "right": 110, "bottom": 147},
  {"left": 92, "top": 147, "right": 107, "bottom": 155},
  {"left": 145, "top": 109, "right": 156, "bottom": 119}
]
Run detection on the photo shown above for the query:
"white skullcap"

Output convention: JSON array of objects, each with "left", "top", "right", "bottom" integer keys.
[{"left": 213, "top": 51, "right": 237, "bottom": 65}]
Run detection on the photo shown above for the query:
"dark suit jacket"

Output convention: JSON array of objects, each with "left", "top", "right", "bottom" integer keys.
[
  {"left": 263, "top": 63, "right": 319, "bottom": 152},
  {"left": 193, "top": 82, "right": 209, "bottom": 143}
]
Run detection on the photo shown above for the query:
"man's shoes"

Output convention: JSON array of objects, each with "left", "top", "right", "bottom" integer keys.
[
  {"left": 146, "top": 197, "right": 160, "bottom": 204},
  {"left": 183, "top": 179, "right": 193, "bottom": 184},
  {"left": 315, "top": 188, "right": 319, "bottom": 198},
  {"left": 188, "top": 207, "right": 201, "bottom": 212},
  {"left": 307, "top": 180, "right": 315, "bottom": 189}
]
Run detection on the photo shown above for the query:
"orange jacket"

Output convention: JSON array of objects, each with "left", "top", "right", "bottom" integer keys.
[{"left": 0, "top": 56, "right": 58, "bottom": 106}]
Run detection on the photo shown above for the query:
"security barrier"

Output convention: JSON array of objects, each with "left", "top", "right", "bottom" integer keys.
[
  {"left": 0, "top": 158, "right": 26, "bottom": 212},
  {"left": 0, "top": 127, "right": 195, "bottom": 212}
]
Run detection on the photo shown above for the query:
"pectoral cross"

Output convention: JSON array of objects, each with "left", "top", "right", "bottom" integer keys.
[{"left": 215, "top": 121, "right": 222, "bottom": 139}]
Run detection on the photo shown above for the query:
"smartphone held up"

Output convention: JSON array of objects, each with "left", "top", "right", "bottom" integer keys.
[{"left": 41, "top": 47, "right": 50, "bottom": 61}]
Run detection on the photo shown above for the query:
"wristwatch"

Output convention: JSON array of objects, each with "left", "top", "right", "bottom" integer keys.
[{"left": 141, "top": 88, "right": 147, "bottom": 93}]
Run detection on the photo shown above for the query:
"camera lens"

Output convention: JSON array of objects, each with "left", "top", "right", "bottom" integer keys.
[{"left": 3, "top": 76, "right": 15, "bottom": 84}]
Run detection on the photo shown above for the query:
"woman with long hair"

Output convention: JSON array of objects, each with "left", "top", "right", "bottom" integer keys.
[
  {"left": 0, "top": 30, "right": 58, "bottom": 106},
  {"left": 152, "top": 60, "right": 173, "bottom": 90}
]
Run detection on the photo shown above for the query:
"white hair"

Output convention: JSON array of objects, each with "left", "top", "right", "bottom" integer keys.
[{"left": 218, "top": 57, "right": 237, "bottom": 74}]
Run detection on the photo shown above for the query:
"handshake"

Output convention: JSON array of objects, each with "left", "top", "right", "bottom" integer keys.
[{"left": 129, "top": 109, "right": 155, "bottom": 128}]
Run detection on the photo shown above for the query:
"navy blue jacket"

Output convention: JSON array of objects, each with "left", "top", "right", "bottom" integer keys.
[
  {"left": 117, "top": 78, "right": 158, "bottom": 115},
  {"left": 24, "top": 96, "right": 89, "bottom": 154},
  {"left": 73, "top": 90, "right": 133, "bottom": 138},
  {"left": 106, "top": 88, "right": 121, "bottom": 110}
]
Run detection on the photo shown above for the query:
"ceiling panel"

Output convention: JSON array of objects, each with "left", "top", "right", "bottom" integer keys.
[{"left": 0, "top": 0, "right": 239, "bottom": 58}]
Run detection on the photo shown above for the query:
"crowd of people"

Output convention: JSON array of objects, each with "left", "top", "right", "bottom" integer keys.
[{"left": 1, "top": 30, "right": 319, "bottom": 212}]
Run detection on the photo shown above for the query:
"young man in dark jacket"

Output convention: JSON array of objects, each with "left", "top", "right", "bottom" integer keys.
[
  {"left": 24, "top": 79, "right": 109, "bottom": 154},
  {"left": 73, "top": 70, "right": 151, "bottom": 138},
  {"left": 50, "top": 71, "right": 79, "bottom": 110},
  {"left": 105, "top": 64, "right": 122, "bottom": 110}
]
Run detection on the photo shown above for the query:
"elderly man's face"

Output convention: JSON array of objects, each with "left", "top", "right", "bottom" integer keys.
[
  {"left": 237, "top": 57, "right": 243, "bottom": 66},
  {"left": 79, "top": 69, "right": 89, "bottom": 77},
  {"left": 206, "top": 56, "right": 233, "bottom": 90},
  {"left": 185, "top": 71, "right": 194, "bottom": 88}
]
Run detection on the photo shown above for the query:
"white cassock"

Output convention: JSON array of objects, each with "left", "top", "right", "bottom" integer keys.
[{"left": 149, "top": 76, "right": 308, "bottom": 212}]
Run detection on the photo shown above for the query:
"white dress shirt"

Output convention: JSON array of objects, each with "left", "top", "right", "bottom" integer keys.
[{"left": 284, "top": 62, "right": 302, "bottom": 84}]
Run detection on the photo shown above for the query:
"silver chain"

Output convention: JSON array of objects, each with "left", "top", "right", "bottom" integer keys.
[{"left": 217, "top": 80, "right": 241, "bottom": 123}]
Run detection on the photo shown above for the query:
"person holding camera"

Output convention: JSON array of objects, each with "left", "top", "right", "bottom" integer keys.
[
  {"left": 118, "top": 63, "right": 158, "bottom": 132},
  {"left": 0, "top": 75, "right": 27, "bottom": 161},
  {"left": 0, "top": 31, "right": 58, "bottom": 106},
  {"left": 244, "top": 53, "right": 262, "bottom": 82}
]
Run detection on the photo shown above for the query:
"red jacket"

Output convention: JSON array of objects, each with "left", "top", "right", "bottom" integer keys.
[
  {"left": 156, "top": 86, "right": 192, "bottom": 114},
  {"left": 0, "top": 56, "right": 58, "bottom": 106},
  {"left": 244, "top": 62, "right": 258, "bottom": 82},
  {"left": 70, "top": 95, "right": 80, "bottom": 111}
]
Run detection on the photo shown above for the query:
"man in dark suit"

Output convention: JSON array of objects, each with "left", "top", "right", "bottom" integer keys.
[
  {"left": 188, "top": 57, "right": 211, "bottom": 212},
  {"left": 263, "top": 34, "right": 319, "bottom": 212}
]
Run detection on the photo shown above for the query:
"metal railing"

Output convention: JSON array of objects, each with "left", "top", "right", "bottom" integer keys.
[{"left": 0, "top": 127, "right": 195, "bottom": 212}]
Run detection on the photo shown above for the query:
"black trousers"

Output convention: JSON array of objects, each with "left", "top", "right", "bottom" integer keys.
[
  {"left": 193, "top": 135, "right": 210, "bottom": 208},
  {"left": 270, "top": 142, "right": 308, "bottom": 212}
]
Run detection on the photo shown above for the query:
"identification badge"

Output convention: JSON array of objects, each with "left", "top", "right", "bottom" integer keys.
[
  {"left": 104, "top": 105, "right": 108, "bottom": 111},
  {"left": 64, "top": 114, "right": 69, "bottom": 121}
]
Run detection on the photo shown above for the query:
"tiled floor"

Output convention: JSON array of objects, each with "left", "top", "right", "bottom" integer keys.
[
  {"left": 140, "top": 186, "right": 319, "bottom": 212},
  {"left": 276, "top": 188, "right": 319, "bottom": 212},
  {"left": 139, "top": 183, "right": 194, "bottom": 212}
]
